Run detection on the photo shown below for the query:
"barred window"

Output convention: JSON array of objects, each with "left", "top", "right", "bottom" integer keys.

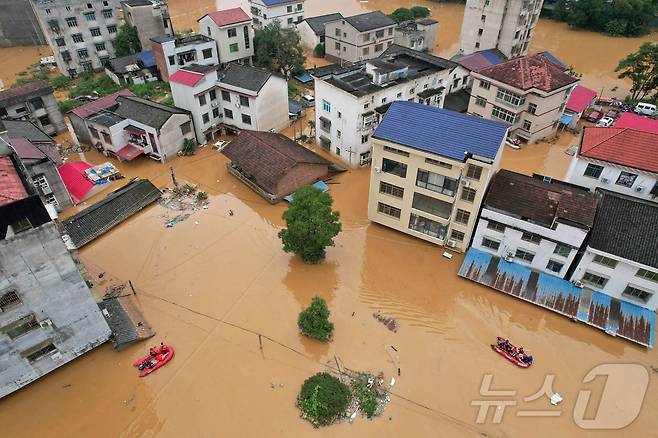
[
  {"left": 379, "top": 181, "right": 404, "bottom": 198},
  {"left": 455, "top": 209, "right": 470, "bottom": 225},
  {"left": 377, "top": 202, "right": 401, "bottom": 219}
]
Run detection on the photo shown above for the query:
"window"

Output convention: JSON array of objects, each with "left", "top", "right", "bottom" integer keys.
[
  {"left": 455, "top": 209, "right": 470, "bottom": 225},
  {"left": 44, "top": 193, "right": 58, "bottom": 207},
  {"left": 287, "top": 17, "right": 294, "bottom": 24},
  {"left": 83, "top": 12, "right": 95, "bottom": 21},
  {"left": 107, "top": 25, "right": 117, "bottom": 33},
  {"left": 335, "top": 28, "right": 340, "bottom": 37},
  {"left": 72, "top": 33, "right": 84, "bottom": 43},
  {"left": 361, "top": 135, "right": 369, "bottom": 144},
  {"left": 180, "top": 121, "right": 192, "bottom": 135},
  {"left": 90, "top": 27, "right": 101, "bottom": 37},
  {"left": 475, "top": 96, "right": 486, "bottom": 107},
  {"left": 383, "top": 145, "right": 409, "bottom": 157},
  {"left": 461, "top": 187, "right": 476, "bottom": 202},
  {"left": 515, "top": 249, "right": 535, "bottom": 263},
  {"left": 228, "top": 28, "right": 237, "bottom": 38},
  {"left": 636, "top": 268, "right": 658, "bottom": 283},
  {"left": 491, "top": 106, "right": 518, "bottom": 124},
  {"left": 335, "top": 147, "right": 341, "bottom": 155},
  {"left": 553, "top": 243, "right": 571, "bottom": 257},
  {"left": 244, "top": 26, "right": 250, "bottom": 49},
  {"left": 102, "top": 9, "right": 113, "bottom": 19},
  {"left": 239, "top": 95, "right": 249, "bottom": 107},
  {"left": 32, "top": 174, "right": 50, "bottom": 192},
  {"left": 374, "top": 43, "right": 383, "bottom": 52},
  {"left": 593, "top": 254, "right": 618, "bottom": 269},
  {"left": 522, "top": 120, "right": 532, "bottom": 131},
  {"left": 379, "top": 181, "right": 404, "bottom": 198},
  {"left": 241, "top": 114, "right": 252, "bottom": 125},
  {"left": 0, "top": 290, "right": 21, "bottom": 312},
  {"left": 583, "top": 163, "right": 603, "bottom": 179},
  {"left": 451, "top": 230, "right": 465, "bottom": 241},
  {"left": 375, "top": 29, "right": 384, "bottom": 38},
  {"left": 337, "top": 130, "right": 341, "bottom": 138},
  {"left": 212, "top": 108, "right": 220, "bottom": 118},
  {"left": 482, "top": 237, "right": 500, "bottom": 250},
  {"left": 581, "top": 272, "right": 608, "bottom": 288},
  {"left": 23, "top": 341, "right": 57, "bottom": 362},
  {"left": 198, "top": 94, "right": 207, "bottom": 106},
  {"left": 521, "top": 232, "right": 541, "bottom": 244},
  {"left": 202, "top": 48, "right": 213, "bottom": 59},
  {"left": 209, "top": 90, "right": 216, "bottom": 101},
  {"left": 381, "top": 97, "right": 387, "bottom": 104},
  {"left": 388, "top": 28, "right": 393, "bottom": 35},
  {"left": 475, "top": 42, "right": 480, "bottom": 49},
  {"left": 382, "top": 158, "right": 407, "bottom": 178},
  {"left": 528, "top": 103, "right": 537, "bottom": 115},
  {"left": 202, "top": 113, "right": 210, "bottom": 124},
  {"left": 378, "top": 202, "right": 401, "bottom": 219},
  {"left": 337, "top": 111, "right": 342, "bottom": 119},
  {"left": 363, "top": 47, "right": 370, "bottom": 56},
  {"left": 416, "top": 169, "right": 458, "bottom": 196},
  {"left": 87, "top": 3, "right": 92, "bottom": 8},
  {"left": 229, "top": 42, "right": 239, "bottom": 53},
  {"left": 222, "top": 90, "right": 231, "bottom": 102},
  {"left": 546, "top": 260, "right": 564, "bottom": 273},
  {"left": 95, "top": 42, "right": 105, "bottom": 51},
  {"left": 479, "top": 80, "right": 491, "bottom": 90},
  {"left": 297, "top": 3, "right": 302, "bottom": 10},
  {"left": 45, "top": 8, "right": 50, "bottom": 14},
  {"left": 466, "top": 164, "right": 483, "bottom": 180},
  {"left": 168, "top": 55, "right": 175, "bottom": 66},
  {"left": 55, "top": 38, "right": 65, "bottom": 47},
  {"left": 623, "top": 285, "right": 653, "bottom": 303},
  {"left": 481, "top": 14, "right": 486, "bottom": 20},
  {"left": 61, "top": 50, "right": 72, "bottom": 62},
  {"left": 77, "top": 49, "right": 89, "bottom": 59},
  {"left": 412, "top": 192, "right": 452, "bottom": 219},
  {"left": 364, "top": 103, "right": 370, "bottom": 109},
  {"left": 286, "top": 5, "right": 292, "bottom": 12},
  {"left": 322, "top": 100, "right": 331, "bottom": 112},
  {"left": 66, "top": 17, "right": 77, "bottom": 27},
  {"left": 615, "top": 171, "right": 637, "bottom": 188},
  {"left": 409, "top": 213, "right": 448, "bottom": 239},
  {"left": 409, "top": 87, "right": 415, "bottom": 94},
  {"left": 478, "top": 28, "right": 483, "bottom": 36},
  {"left": 4, "top": 315, "right": 40, "bottom": 339}
]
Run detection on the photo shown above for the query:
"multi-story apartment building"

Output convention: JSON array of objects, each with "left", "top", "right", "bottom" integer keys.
[
  {"left": 565, "top": 127, "right": 658, "bottom": 203},
  {"left": 570, "top": 190, "right": 658, "bottom": 310},
  {"left": 296, "top": 12, "right": 343, "bottom": 50},
  {"left": 0, "top": 80, "right": 65, "bottom": 135},
  {"left": 468, "top": 53, "right": 578, "bottom": 143},
  {"left": 120, "top": 0, "right": 172, "bottom": 50},
  {"left": 151, "top": 33, "right": 218, "bottom": 82},
  {"left": 170, "top": 63, "right": 288, "bottom": 143},
  {"left": 471, "top": 170, "right": 598, "bottom": 278},
  {"left": 393, "top": 18, "right": 438, "bottom": 53},
  {"left": 324, "top": 11, "right": 396, "bottom": 64},
  {"left": 0, "top": 156, "right": 110, "bottom": 398},
  {"left": 313, "top": 44, "right": 456, "bottom": 167},
  {"left": 198, "top": 8, "right": 254, "bottom": 66},
  {"left": 31, "top": 0, "right": 121, "bottom": 76},
  {"left": 459, "top": 0, "right": 543, "bottom": 59},
  {"left": 249, "top": 0, "right": 304, "bottom": 29},
  {"left": 368, "top": 101, "right": 508, "bottom": 252}
]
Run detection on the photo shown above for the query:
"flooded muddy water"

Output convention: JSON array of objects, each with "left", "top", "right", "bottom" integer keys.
[{"left": 0, "top": 45, "right": 51, "bottom": 87}]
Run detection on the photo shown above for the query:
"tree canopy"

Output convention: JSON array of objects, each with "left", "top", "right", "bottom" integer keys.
[
  {"left": 298, "top": 296, "right": 334, "bottom": 341},
  {"left": 254, "top": 22, "right": 305, "bottom": 78},
  {"left": 551, "top": 0, "right": 656, "bottom": 37},
  {"left": 278, "top": 185, "right": 341, "bottom": 263},
  {"left": 114, "top": 24, "right": 141, "bottom": 56},
  {"left": 615, "top": 43, "right": 658, "bottom": 102},
  {"left": 297, "top": 373, "right": 350, "bottom": 427},
  {"left": 389, "top": 6, "right": 432, "bottom": 23}
]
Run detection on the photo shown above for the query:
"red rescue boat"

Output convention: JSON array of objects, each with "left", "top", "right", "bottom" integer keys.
[
  {"left": 133, "top": 345, "right": 174, "bottom": 377},
  {"left": 491, "top": 337, "right": 532, "bottom": 368}
]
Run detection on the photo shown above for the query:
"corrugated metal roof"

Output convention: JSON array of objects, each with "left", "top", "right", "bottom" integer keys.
[
  {"left": 137, "top": 50, "right": 156, "bottom": 68},
  {"left": 373, "top": 101, "right": 508, "bottom": 161},
  {"left": 169, "top": 69, "right": 205, "bottom": 86},
  {"left": 0, "top": 156, "right": 28, "bottom": 206},
  {"left": 566, "top": 85, "right": 597, "bottom": 113}
]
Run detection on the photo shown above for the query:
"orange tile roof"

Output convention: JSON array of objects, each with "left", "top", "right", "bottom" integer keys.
[{"left": 579, "top": 127, "right": 658, "bottom": 173}]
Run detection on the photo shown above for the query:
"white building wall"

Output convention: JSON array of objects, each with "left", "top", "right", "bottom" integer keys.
[
  {"left": 565, "top": 156, "right": 658, "bottom": 202},
  {"left": 571, "top": 248, "right": 658, "bottom": 310},
  {"left": 198, "top": 16, "right": 254, "bottom": 64},
  {"left": 252, "top": 76, "right": 289, "bottom": 132},
  {"left": 250, "top": 0, "right": 305, "bottom": 29},
  {"left": 296, "top": 20, "right": 319, "bottom": 49},
  {"left": 471, "top": 209, "right": 588, "bottom": 278},
  {"left": 161, "top": 39, "right": 218, "bottom": 79}
]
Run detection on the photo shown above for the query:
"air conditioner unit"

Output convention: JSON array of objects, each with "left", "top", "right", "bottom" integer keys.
[
  {"left": 374, "top": 166, "right": 381, "bottom": 173},
  {"left": 503, "top": 253, "right": 513, "bottom": 262},
  {"left": 460, "top": 179, "right": 470, "bottom": 188},
  {"left": 635, "top": 186, "right": 645, "bottom": 193},
  {"left": 601, "top": 177, "right": 609, "bottom": 184},
  {"left": 573, "top": 280, "right": 584, "bottom": 288},
  {"left": 211, "top": 101, "right": 219, "bottom": 107},
  {"left": 39, "top": 319, "right": 52, "bottom": 328},
  {"left": 446, "top": 239, "right": 457, "bottom": 248},
  {"left": 235, "top": 103, "right": 241, "bottom": 108}
]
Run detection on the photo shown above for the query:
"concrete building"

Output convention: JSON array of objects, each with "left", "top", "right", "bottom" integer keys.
[
  {"left": 324, "top": 11, "right": 396, "bottom": 64},
  {"left": 31, "top": 0, "right": 121, "bottom": 76},
  {"left": 393, "top": 18, "right": 438, "bottom": 53},
  {"left": 368, "top": 101, "right": 508, "bottom": 252},
  {"left": 468, "top": 53, "right": 578, "bottom": 143},
  {"left": 565, "top": 127, "right": 658, "bottom": 202},
  {"left": 570, "top": 190, "right": 658, "bottom": 310},
  {"left": 313, "top": 45, "right": 456, "bottom": 167},
  {"left": 104, "top": 50, "right": 158, "bottom": 85},
  {"left": 151, "top": 33, "right": 218, "bottom": 82},
  {"left": 0, "top": 0, "right": 45, "bottom": 47},
  {"left": 0, "top": 81, "right": 66, "bottom": 135},
  {"left": 296, "top": 12, "right": 343, "bottom": 50},
  {"left": 249, "top": 0, "right": 305, "bottom": 29},
  {"left": 68, "top": 89, "right": 134, "bottom": 145},
  {"left": 0, "top": 156, "right": 110, "bottom": 398},
  {"left": 120, "top": 0, "right": 172, "bottom": 50},
  {"left": 562, "top": 85, "right": 596, "bottom": 130},
  {"left": 472, "top": 170, "right": 598, "bottom": 278},
  {"left": 459, "top": 0, "right": 543, "bottom": 59},
  {"left": 198, "top": 8, "right": 254, "bottom": 66},
  {"left": 170, "top": 63, "right": 288, "bottom": 143}
]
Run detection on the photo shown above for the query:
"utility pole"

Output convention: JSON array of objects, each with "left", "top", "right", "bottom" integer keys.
[{"left": 170, "top": 166, "right": 178, "bottom": 187}]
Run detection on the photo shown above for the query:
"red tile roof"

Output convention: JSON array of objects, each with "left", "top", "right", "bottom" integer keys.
[
  {"left": 70, "top": 89, "right": 134, "bottom": 118},
  {"left": 0, "top": 80, "right": 52, "bottom": 106},
  {"left": 203, "top": 7, "right": 251, "bottom": 26},
  {"left": 477, "top": 53, "right": 578, "bottom": 93},
  {"left": 566, "top": 85, "right": 597, "bottom": 114},
  {"left": 9, "top": 138, "right": 47, "bottom": 160},
  {"left": 580, "top": 127, "right": 658, "bottom": 173},
  {"left": 169, "top": 69, "right": 205, "bottom": 87},
  {"left": 58, "top": 161, "right": 94, "bottom": 202},
  {"left": 0, "top": 155, "right": 28, "bottom": 206},
  {"left": 615, "top": 112, "right": 658, "bottom": 134}
]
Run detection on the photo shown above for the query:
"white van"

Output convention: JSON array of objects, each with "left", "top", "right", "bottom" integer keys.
[{"left": 634, "top": 102, "right": 656, "bottom": 116}]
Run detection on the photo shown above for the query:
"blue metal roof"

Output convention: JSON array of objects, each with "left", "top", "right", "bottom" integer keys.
[
  {"left": 260, "top": 0, "right": 296, "bottom": 5},
  {"left": 481, "top": 49, "right": 506, "bottom": 65},
  {"left": 373, "top": 102, "right": 509, "bottom": 161},
  {"left": 137, "top": 50, "right": 156, "bottom": 68},
  {"left": 294, "top": 72, "right": 313, "bottom": 84},
  {"left": 539, "top": 51, "right": 565, "bottom": 68}
]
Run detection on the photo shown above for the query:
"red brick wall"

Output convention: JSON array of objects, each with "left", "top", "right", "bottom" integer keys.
[
  {"left": 152, "top": 43, "right": 169, "bottom": 82},
  {"left": 275, "top": 164, "right": 329, "bottom": 199}
]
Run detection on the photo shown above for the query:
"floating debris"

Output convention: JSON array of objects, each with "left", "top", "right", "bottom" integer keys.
[
  {"left": 103, "top": 283, "right": 126, "bottom": 300},
  {"left": 373, "top": 311, "right": 398, "bottom": 332},
  {"left": 165, "top": 213, "right": 191, "bottom": 228}
]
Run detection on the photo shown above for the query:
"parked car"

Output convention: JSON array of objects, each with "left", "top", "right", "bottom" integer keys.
[
  {"left": 596, "top": 116, "right": 615, "bottom": 127},
  {"left": 302, "top": 94, "right": 315, "bottom": 103},
  {"left": 586, "top": 111, "right": 602, "bottom": 122},
  {"left": 634, "top": 102, "right": 657, "bottom": 116},
  {"left": 212, "top": 140, "right": 227, "bottom": 151},
  {"left": 605, "top": 109, "right": 619, "bottom": 119},
  {"left": 74, "top": 94, "right": 98, "bottom": 102}
]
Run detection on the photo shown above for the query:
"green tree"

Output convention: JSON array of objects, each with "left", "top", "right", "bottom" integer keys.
[
  {"left": 50, "top": 75, "right": 71, "bottom": 89},
  {"left": 410, "top": 6, "right": 431, "bottom": 18},
  {"left": 313, "top": 43, "right": 325, "bottom": 58},
  {"left": 297, "top": 372, "right": 350, "bottom": 427},
  {"left": 298, "top": 296, "right": 334, "bottom": 341},
  {"left": 389, "top": 8, "right": 415, "bottom": 23},
  {"left": 278, "top": 185, "right": 341, "bottom": 263},
  {"left": 114, "top": 24, "right": 141, "bottom": 56},
  {"left": 254, "top": 22, "right": 305, "bottom": 78},
  {"left": 615, "top": 43, "right": 658, "bottom": 101}
]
